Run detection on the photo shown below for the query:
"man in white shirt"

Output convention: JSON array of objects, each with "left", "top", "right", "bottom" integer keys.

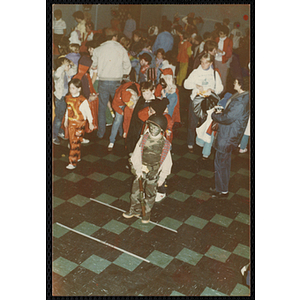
[
  {"left": 53, "top": 9, "right": 66, "bottom": 46},
  {"left": 91, "top": 28, "right": 132, "bottom": 139}
]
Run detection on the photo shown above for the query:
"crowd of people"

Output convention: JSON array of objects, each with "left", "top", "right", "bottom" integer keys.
[{"left": 52, "top": 9, "right": 251, "bottom": 223}]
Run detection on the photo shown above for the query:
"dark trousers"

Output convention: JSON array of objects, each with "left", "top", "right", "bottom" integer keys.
[
  {"left": 214, "top": 150, "right": 232, "bottom": 193},
  {"left": 187, "top": 100, "right": 199, "bottom": 147}
]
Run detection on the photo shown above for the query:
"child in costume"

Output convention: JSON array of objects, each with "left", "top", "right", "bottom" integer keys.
[
  {"left": 64, "top": 78, "right": 94, "bottom": 170},
  {"left": 123, "top": 114, "right": 172, "bottom": 223},
  {"left": 53, "top": 56, "right": 77, "bottom": 145}
]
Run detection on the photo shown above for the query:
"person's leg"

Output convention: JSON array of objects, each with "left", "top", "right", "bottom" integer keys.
[
  {"left": 202, "top": 133, "right": 214, "bottom": 158},
  {"left": 53, "top": 97, "right": 66, "bottom": 141},
  {"left": 187, "top": 100, "right": 200, "bottom": 148},
  {"left": 214, "top": 150, "right": 231, "bottom": 193},
  {"left": 240, "top": 134, "right": 249, "bottom": 150},
  {"left": 97, "top": 81, "right": 110, "bottom": 138},
  {"left": 109, "top": 109, "right": 124, "bottom": 144},
  {"left": 144, "top": 178, "right": 157, "bottom": 214},
  {"left": 128, "top": 178, "right": 142, "bottom": 214}
]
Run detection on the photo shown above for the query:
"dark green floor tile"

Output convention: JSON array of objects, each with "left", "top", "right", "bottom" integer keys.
[
  {"left": 113, "top": 253, "right": 143, "bottom": 271},
  {"left": 95, "top": 193, "right": 117, "bottom": 204},
  {"left": 235, "top": 213, "right": 250, "bottom": 225},
  {"left": 200, "top": 287, "right": 227, "bottom": 296},
  {"left": 53, "top": 223, "right": 69, "bottom": 238},
  {"left": 53, "top": 175, "right": 61, "bottom": 182},
  {"left": 119, "top": 192, "right": 131, "bottom": 203},
  {"left": 233, "top": 243, "right": 250, "bottom": 259},
  {"left": 80, "top": 254, "right": 111, "bottom": 274},
  {"left": 230, "top": 283, "right": 250, "bottom": 296},
  {"left": 130, "top": 219, "right": 155, "bottom": 232},
  {"left": 230, "top": 171, "right": 236, "bottom": 178},
  {"left": 74, "top": 221, "right": 100, "bottom": 236},
  {"left": 147, "top": 250, "right": 173, "bottom": 268},
  {"left": 168, "top": 191, "right": 190, "bottom": 202},
  {"left": 237, "top": 168, "right": 249, "bottom": 176},
  {"left": 102, "top": 220, "right": 129, "bottom": 235},
  {"left": 183, "top": 152, "right": 199, "bottom": 160},
  {"left": 192, "top": 190, "right": 211, "bottom": 200},
  {"left": 159, "top": 217, "right": 183, "bottom": 230},
  {"left": 176, "top": 170, "right": 195, "bottom": 179},
  {"left": 198, "top": 169, "right": 214, "bottom": 178},
  {"left": 184, "top": 215, "right": 208, "bottom": 229},
  {"left": 210, "top": 214, "right": 233, "bottom": 228},
  {"left": 82, "top": 154, "right": 99, "bottom": 163},
  {"left": 87, "top": 172, "right": 108, "bottom": 182},
  {"left": 172, "top": 154, "right": 181, "bottom": 161},
  {"left": 53, "top": 196, "right": 65, "bottom": 209},
  {"left": 175, "top": 248, "right": 203, "bottom": 266},
  {"left": 205, "top": 245, "right": 231, "bottom": 263},
  {"left": 110, "top": 172, "right": 131, "bottom": 181},
  {"left": 53, "top": 257, "right": 78, "bottom": 277},
  {"left": 67, "top": 195, "right": 90, "bottom": 207},
  {"left": 236, "top": 188, "right": 250, "bottom": 198},
  {"left": 63, "top": 173, "right": 84, "bottom": 183},
  {"left": 102, "top": 154, "right": 121, "bottom": 162}
]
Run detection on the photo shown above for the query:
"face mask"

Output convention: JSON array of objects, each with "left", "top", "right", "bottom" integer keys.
[{"left": 149, "top": 123, "right": 161, "bottom": 137}]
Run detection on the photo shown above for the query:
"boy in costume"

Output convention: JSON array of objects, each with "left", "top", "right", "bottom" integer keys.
[{"left": 123, "top": 114, "right": 172, "bottom": 223}]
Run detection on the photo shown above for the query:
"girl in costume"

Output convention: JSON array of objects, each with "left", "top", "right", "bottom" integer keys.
[{"left": 64, "top": 78, "right": 94, "bottom": 170}]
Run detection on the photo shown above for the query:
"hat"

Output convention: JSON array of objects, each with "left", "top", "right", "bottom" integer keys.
[
  {"left": 160, "top": 68, "right": 173, "bottom": 76},
  {"left": 147, "top": 114, "right": 168, "bottom": 132}
]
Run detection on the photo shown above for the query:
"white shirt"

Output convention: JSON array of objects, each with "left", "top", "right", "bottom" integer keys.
[
  {"left": 215, "top": 37, "right": 226, "bottom": 62},
  {"left": 230, "top": 28, "right": 242, "bottom": 49},
  {"left": 53, "top": 18, "right": 66, "bottom": 35}
]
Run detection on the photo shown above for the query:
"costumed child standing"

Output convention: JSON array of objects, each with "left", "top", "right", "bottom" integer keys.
[
  {"left": 64, "top": 78, "right": 94, "bottom": 170},
  {"left": 123, "top": 114, "right": 172, "bottom": 223}
]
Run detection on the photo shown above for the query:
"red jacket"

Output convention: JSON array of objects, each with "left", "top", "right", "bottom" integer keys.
[{"left": 215, "top": 37, "right": 233, "bottom": 64}]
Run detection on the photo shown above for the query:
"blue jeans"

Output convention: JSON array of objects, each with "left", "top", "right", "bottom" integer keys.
[
  {"left": 187, "top": 99, "right": 200, "bottom": 147},
  {"left": 240, "top": 135, "right": 249, "bottom": 150},
  {"left": 214, "top": 150, "right": 231, "bottom": 193},
  {"left": 53, "top": 97, "right": 66, "bottom": 139},
  {"left": 97, "top": 80, "right": 121, "bottom": 138},
  {"left": 196, "top": 133, "right": 215, "bottom": 157},
  {"left": 109, "top": 105, "right": 125, "bottom": 144}
]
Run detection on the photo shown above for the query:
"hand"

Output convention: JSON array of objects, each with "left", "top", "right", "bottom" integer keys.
[
  {"left": 161, "top": 89, "right": 166, "bottom": 98},
  {"left": 123, "top": 132, "right": 127, "bottom": 138}
]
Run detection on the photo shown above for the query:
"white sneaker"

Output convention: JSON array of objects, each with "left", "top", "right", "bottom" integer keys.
[
  {"left": 78, "top": 159, "right": 81, "bottom": 162},
  {"left": 66, "top": 164, "right": 76, "bottom": 170},
  {"left": 58, "top": 132, "right": 68, "bottom": 140},
  {"left": 82, "top": 138, "right": 90, "bottom": 144},
  {"left": 155, "top": 192, "right": 166, "bottom": 202},
  {"left": 239, "top": 148, "right": 248, "bottom": 154},
  {"left": 108, "top": 142, "right": 114, "bottom": 151}
]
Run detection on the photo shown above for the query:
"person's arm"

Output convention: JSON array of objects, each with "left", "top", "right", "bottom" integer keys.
[
  {"left": 157, "top": 149, "right": 172, "bottom": 186},
  {"left": 211, "top": 98, "right": 245, "bottom": 125},
  {"left": 53, "top": 65, "right": 65, "bottom": 80},
  {"left": 91, "top": 71, "right": 97, "bottom": 85},
  {"left": 79, "top": 100, "right": 94, "bottom": 130},
  {"left": 182, "top": 16, "right": 188, "bottom": 25},
  {"left": 166, "top": 93, "right": 178, "bottom": 117},
  {"left": 130, "top": 136, "right": 143, "bottom": 177},
  {"left": 183, "top": 69, "right": 197, "bottom": 90},
  {"left": 122, "top": 48, "right": 132, "bottom": 75},
  {"left": 213, "top": 70, "right": 224, "bottom": 95}
]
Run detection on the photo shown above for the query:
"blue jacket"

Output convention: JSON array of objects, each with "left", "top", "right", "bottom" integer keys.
[
  {"left": 152, "top": 31, "right": 174, "bottom": 54},
  {"left": 212, "top": 91, "right": 250, "bottom": 153}
]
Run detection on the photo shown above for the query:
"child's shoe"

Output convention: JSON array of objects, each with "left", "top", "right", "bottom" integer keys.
[
  {"left": 108, "top": 142, "right": 114, "bottom": 151},
  {"left": 141, "top": 213, "right": 151, "bottom": 224},
  {"left": 53, "top": 138, "right": 61, "bottom": 145},
  {"left": 239, "top": 148, "right": 248, "bottom": 154},
  {"left": 155, "top": 192, "right": 166, "bottom": 202},
  {"left": 82, "top": 138, "right": 90, "bottom": 144},
  {"left": 123, "top": 211, "right": 140, "bottom": 218},
  {"left": 66, "top": 164, "right": 76, "bottom": 170},
  {"left": 58, "top": 132, "right": 68, "bottom": 140}
]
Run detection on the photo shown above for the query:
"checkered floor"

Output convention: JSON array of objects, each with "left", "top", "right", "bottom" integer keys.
[{"left": 52, "top": 106, "right": 251, "bottom": 296}]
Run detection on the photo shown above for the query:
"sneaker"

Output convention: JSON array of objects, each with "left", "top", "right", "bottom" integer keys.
[
  {"left": 239, "top": 148, "right": 248, "bottom": 154},
  {"left": 108, "top": 142, "right": 114, "bottom": 151},
  {"left": 141, "top": 213, "right": 151, "bottom": 224},
  {"left": 68, "top": 143, "right": 70, "bottom": 149},
  {"left": 155, "top": 192, "right": 166, "bottom": 202},
  {"left": 212, "top": 192, "right": 229, "bottom": 199},
  {"left": 123, "top": 211, "right": 140, "bottom": 218},
  {"left": 188, "top": 145, "right": 194, "bottom": 153},
  {"left": 66, "top": 164, "right": 76, "bottom": 170},
  {"left": 58, "top": 132, "right": 68, "bottom": 140},
  {"left": 106, "top": 123, "right": 112, "bottom": 127},
  {"left": 53, "top": 138, "right": 60, "bottom": 145},
  {"left": 82, "top": 138, "right": 90, "bottom": 144},
  {"left": 202, "top": 155, "right": 209, "bottom": 161},
  {"left": 77, "top": 159, "right": 81, "bottom": 162}
]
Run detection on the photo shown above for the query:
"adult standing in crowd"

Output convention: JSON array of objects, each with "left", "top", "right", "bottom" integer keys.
[
  {"left": 152, "top": 20, "right": 174, "bottom": 54},
  {"left": 123, "top": 12, "right": 136, "bottom": 39},
  {"left": 91, "top": 28, "right": 132, "bottom": 139},
  {"left": 210, "top": 78, "right": 249, "bottom": 199}
]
